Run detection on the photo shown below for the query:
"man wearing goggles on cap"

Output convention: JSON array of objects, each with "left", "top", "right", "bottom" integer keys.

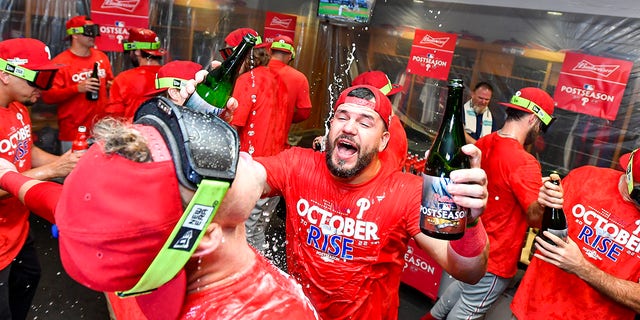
[
  {"left": 511, "top": 149, "right": 640, "bottom": 319},
  {"left": 42, "top": 15, "right": 114, "bottom": 154},
  {"left": 0, "top": 37, "right": 82, "bottom": 320}
]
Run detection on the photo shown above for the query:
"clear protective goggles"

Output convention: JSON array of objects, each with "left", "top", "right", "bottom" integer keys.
[
  {"left": 0, "top": 58, "right": 57, "bottom": 90},
  {"left": 509, "top": 95, "right": 556, "bottom": 132},
  {"left": 626, "top": 150, "right": 640, "bottom": 205},
  {"left": 116, "top": 96, "right": 239, "bottom": 297},
  {"left": 66, "top": 24, "right": 100, "bottom": 37}
]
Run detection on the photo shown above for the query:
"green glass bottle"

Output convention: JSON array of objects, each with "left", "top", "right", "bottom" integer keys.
[
  {"left": 538, "top": 171, "right": 567, "bottom": 245},
  {"left": 184, "top": 33, "right": 257, "bottom": 115},
  {"left": 420, "top": 79, "right": 470, "bottom": 240}
]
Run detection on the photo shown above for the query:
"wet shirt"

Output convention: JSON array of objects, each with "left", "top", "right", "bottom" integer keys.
[
  {"left": 475, "top": 132, "right": 541, "bottom": 278},
  {"left": 182, "top": 251, "right": 318, "bottom": 320},
  {"left": 379, "top": 115, "right": 409, "bottom": 172},
  {"left": 511, "top": 166, "right": 640, "bottom": 320},
  {"left": 106, "top": 65, "right": 161, "bottom": 121},
  {"left": 230, "top": 66, "right": 288, "bottom": 156},
  {"left": 42, "top": 49, "right": 114, "bottom": 141},
  {"left": 256, "top": 147, "right": 422, "bottom": 320},
  {"left": 268, "top": 59, "right": 312, "bottom": 140},
  {"left": 0, "top": 102, "right": 33, "bottom": 269}
]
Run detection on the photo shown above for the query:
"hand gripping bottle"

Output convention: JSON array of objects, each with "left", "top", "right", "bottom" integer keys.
[
  {"left": 183, "top": 33, "right": 257, "bottom": 116},
  {"left": 538, "top": 171, "right": 567, "bottom": 245},
  {"left": 420, "top": 79, "right": 470, "bottom": 240},
  {"left": 86, "top": 62, "right": 99, "bottom": 101}
]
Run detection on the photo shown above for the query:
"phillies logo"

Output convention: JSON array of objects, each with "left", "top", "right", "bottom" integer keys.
[
  {"left": 101, "top": 0, "right": 140, "bottom": 13},
  {"left": 572, "top": 60, "right": 620, "bottom": 78},
  {"left": 419, "top": 34, "right": 450, "bottom": 48},
  {"left": 270, "top": 16, "right": 292, "bottom": 28}
]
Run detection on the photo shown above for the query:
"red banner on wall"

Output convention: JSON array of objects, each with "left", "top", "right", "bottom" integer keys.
[
  {"left": 554, "top": 52, "right": 633, "bottom": 120},
  {"left": 400, "top": 239, "right": 443, "bottom": 301},
  {"left": 90, "top": 0, "right": 150, "bottom": 52},
  {"left": 406, "top": 29, "right": 457, "bottom": 81},
  {"left": 263, "top": 12, "right": 297, "bottom": 44}
]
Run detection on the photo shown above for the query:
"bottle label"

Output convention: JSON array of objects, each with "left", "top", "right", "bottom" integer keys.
[
  {"left": 546, "top": 228, "right": 568, "bottom": 241},
  {"left": 184, "top": 93, "right": 225, "bottom": 116},
  {"left": 420, "top": 174, "right": 468, "bottom": 236}
]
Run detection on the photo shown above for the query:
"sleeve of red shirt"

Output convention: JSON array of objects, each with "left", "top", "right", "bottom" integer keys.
[
  {"left": 23, "top": 182, "right": 62, "bottom": 224},
  {"left": 105, "top": 78, "right": 126, "bottom": 117},
  {"left": 230, "top": 74, "right": 253, "bottom": 128},
  {"left": 41, "top": 68, "right": 80, "bottom": 104},
  {"left": 292, "top": 76, "right": 312, "bottom": 123}
]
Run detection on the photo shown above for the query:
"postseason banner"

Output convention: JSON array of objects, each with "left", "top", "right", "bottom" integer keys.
[
  {"left": 263, "top": 11, "right": 297, "bottom": 44},
  {"left": 406, "top": 29, "right": 457, "bottom": 81},
  {"left": 90, "top": 0, "right": 150, "bottom": 52},
  {"left": 554, "top": 52, "right": 633, "bottom": 121}
]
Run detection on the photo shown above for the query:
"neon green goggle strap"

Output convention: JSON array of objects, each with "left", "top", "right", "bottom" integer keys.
[
  {"left": 66, "top": 26, "right": 84, "bottom": 35},
  {"left": 116, "top": 179, "right": 230, "bottom": 297},
  {"left": 510, "top": 95, "right": 553, "bottom": 126},
  {"left": 123, "top": 41, "right": 162, "bottom": 51},
  {"left": 627, "top": 150, "right": 637, "bottom": 195},
  {"left": 271, "top": 41, "right": 296, "bottom": 59},
  {"left": 155, "top": 77, "right": 186, "bottom": 90},
  {"left": 379, "top": 77, "right": 394, "bottom": 96},
  {"left": 0, "top": 58, "right": 39, "bottom": 82}
]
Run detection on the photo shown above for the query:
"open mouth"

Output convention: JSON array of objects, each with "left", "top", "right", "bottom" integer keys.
[{"left": 336, "top": 137, "right": 358, "bottom": 159}]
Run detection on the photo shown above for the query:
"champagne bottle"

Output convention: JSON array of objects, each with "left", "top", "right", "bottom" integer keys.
[
  {"left": 538, "top": 171, "right": 567, "bottom": 245},
  {"left": 86, "top": 62, "right": 99, "bottom": 101},
  {"left": 71, "top": 126, "right": 89, "bottom": 153},
  {"left": 420, "top": 79, "right": 470, "bottom": 240},
  {"left": 184, "top": 33, "right": 257, "bottom": 116}
]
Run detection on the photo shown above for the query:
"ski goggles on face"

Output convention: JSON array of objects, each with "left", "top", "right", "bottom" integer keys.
[
  {"left": 66, "top": 24, "right": 100, "bottom": 37},
  {"left": 509, "top": 95, "right": 556, "bottom": 132},
  {"left": 0, "top": 58, "right": 57, "bottom": 90},
  {"left": 626, "top": 150, "right": 640, "bottom": 205}
]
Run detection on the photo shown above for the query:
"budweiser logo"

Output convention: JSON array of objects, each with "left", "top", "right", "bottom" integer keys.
[
  {"left": 572, "top": 60, "right": 619, "bottom": 77},
  {"left": 419, "top": 34, "right": 450, "bottom": 48},
  {"left": 270, "top": 16, "right": 292, "bottom": 28},
  {"left": 101, "top": 0, "right": 140, "bottom": 13}
]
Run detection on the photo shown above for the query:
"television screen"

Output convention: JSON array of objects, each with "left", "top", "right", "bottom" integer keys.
[{"left": 318, "top": 0, "right": 376, "bottom": 25}]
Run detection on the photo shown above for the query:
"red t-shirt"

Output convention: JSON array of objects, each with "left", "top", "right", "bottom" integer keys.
[
  {"left": 106, "top": 65, "right": 162, "bottom": 121},
  {"left": 379, "top": 115, "right": 409, "bottom": 172},
  {"left": 42, "top": 48, "right": 114, "bottom": 141},
  {"left": 182, "top": 251, "right": 318, "bottom": 319},
  {"left": 0, "top": 102, "right": 33, "bottom": 269},
  {"left": 475, "top": 132, "right": 541, "bottom": 278},
  {"left": 256, "top": 147, "right": 422, "bottom": 320},
  {"left": 511, "top": 166, "right": 640, "bottom": 320},
  {"left": 268, "top": 59, "right": 312, "bottom": 139},
  {"left": 230, "top": 66, "right": 288, "bottom": 156}
]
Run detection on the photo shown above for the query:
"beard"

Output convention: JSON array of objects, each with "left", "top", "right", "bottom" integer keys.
[
  {"left": 325, "top": 135, "right": 376, "bottom": 178},
  {"left": 524, "top": 126, "right": 539, "bottom": 146},
  {"left": 129, "top": 51, "right": 140, "bottom": 67}
]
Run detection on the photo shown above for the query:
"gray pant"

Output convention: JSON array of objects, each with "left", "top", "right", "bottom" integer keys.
[
  {"left": 430, "top": 272, "right": 511, "bottom": 320},
  {"left": 245, "top": 196, "right": 280, "bottom": 252}
]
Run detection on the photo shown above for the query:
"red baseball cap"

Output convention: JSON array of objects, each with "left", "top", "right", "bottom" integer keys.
[
  {"left": 66, "top": 15, "right": 92, "bottom": 30},
  {"left": 147, "top": 60, "right": 203, "bottom": 96},
  {"left": 56, "top": 125, "right": 186, "bottom": 319},
  {"left": 0, "top": 38, "right": 63, "bottom": 70},
  {"left": 270, "top": 35, "right": 296, "bottom": 59},
  {"left": 224, "top": 28, "right": 269, "bottom": 49},
  {"left": 352, "top": 71, "right": 404, "bottom": 96},
  {"left": 334, "top": 84, "right": 393, "bottom": 128},
  {"left": 619, "top": 150, "right": 640, "bottom": 183},
  {"left": 499, "top": 87, "right": 555, "bottom": 125},
  {"left": 125, "top": 27, "right": 167, "bottom": 56}
]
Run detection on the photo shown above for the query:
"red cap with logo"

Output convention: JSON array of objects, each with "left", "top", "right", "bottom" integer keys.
[
  {"left": 270, "top": 35, "right": 296, "bottom": 59},
  {"left": 499, "top": 87, "right": 555, "bottom": 125},
  {"left": 352, "top": 71, "right": 403, "bottom": 96},
  {"left": 0, "top": 38, "right": 62, "bottom": 70},
  {"left": 147, "top": 60, "right": 203, "bottom": 96},
  {"left": 125, "top": 27, "right": 166, "bottom": 56},
  {"left": 225, "top": 28, "right": 269, "bottom": 49},
  {"left": 66, "top": 15, "right": 92, "bottom": 30},
  {"left": 56, "top": 125, "right": 185, "bottom": 319},
  {"left": 334, "top": 84, "right": 393, "bottom": 128}
]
